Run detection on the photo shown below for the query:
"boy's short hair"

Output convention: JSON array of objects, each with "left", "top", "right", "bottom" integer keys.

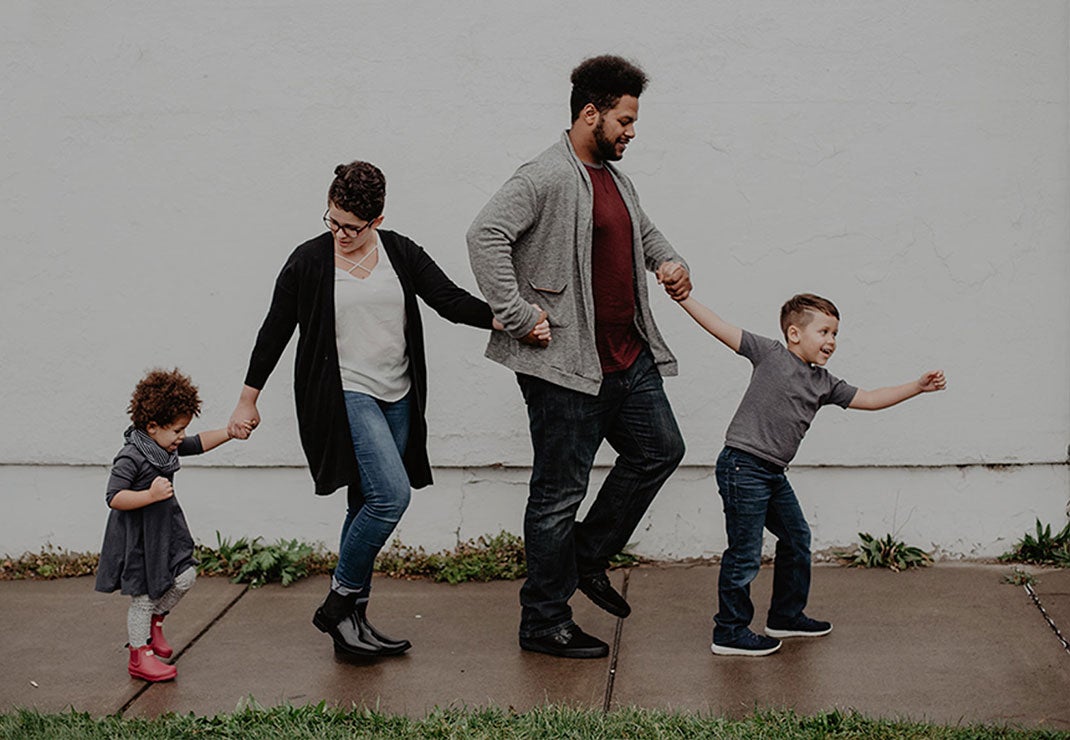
[
  {"left": 779, "top": 293, "right": 840, "bottom": 339},
  {"left": 328, "top": 161, "right": 386, "bottom": 221},
  {"left": 569, "top": 55, "right": 648, "bottom": 122},
  {"left": 128, "top": 368, "right": 202, "bottom": 430}
]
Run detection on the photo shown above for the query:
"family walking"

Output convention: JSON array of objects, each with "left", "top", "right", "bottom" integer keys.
[{"left": 95, "top": 54, "right": 945, "bottom": 681}]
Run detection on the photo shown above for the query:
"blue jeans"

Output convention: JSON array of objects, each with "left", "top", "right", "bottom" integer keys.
[
  {"left": 516, "top": 349, "right": 685, "bottom": 638},
  {"left": 713, "top": 446, "right": 812, "bottom": 643},
  {"left": 334, "top": 391, "right": 411, "bottom": 598}
]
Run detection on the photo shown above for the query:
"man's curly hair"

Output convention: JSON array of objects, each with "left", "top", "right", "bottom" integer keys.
[
  {"left": 570, "top": 55, "right": 648, "bottom": 122},
  {"left": 128, "top": 368, "right": 202, "bottom": 429},
  {"left": 328, "top": 161, "right": 386, "bottom": 221}
]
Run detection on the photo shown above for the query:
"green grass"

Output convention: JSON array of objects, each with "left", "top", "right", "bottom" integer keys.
[{"left": 0, "top": 705, "right": 1063, "bottom": 739}]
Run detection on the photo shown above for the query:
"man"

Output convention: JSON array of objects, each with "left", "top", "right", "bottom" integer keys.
[{"left": 467, "top": 55, "right": 690, "bottom": 658}]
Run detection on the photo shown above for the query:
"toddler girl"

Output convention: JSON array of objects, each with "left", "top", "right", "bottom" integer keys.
[{"left": 94, "top": 368, "right": 249, "bottom": 681}]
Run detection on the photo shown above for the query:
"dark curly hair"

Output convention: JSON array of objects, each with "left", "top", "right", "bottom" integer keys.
[
  {"left": 780, "top": 293, "right": 841, "bottom": 340},
  {"left": 128, "top": 368, "right": 202, "bottom": 430},
  {"left": 570, "top": 55, "right": 648, "bottom": 122},
  {"left": 328, "top": 161, "right": 386, "bottom": 221}
]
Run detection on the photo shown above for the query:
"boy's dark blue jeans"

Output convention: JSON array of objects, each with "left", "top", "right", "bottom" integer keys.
[
  {"left": 515, "top": 349, "right": 685, "bottom": 639},
  {"left": 713, "top": 446, "right": 812, "bottom": 644}
]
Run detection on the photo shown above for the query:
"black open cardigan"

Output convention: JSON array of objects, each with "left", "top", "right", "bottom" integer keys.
[{"left": 243, "top": 229, "right": 493, "bottom": 498}]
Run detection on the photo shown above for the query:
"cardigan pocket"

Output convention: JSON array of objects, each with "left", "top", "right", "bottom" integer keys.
[{"left": 526, "top": 279, "right": 571, "bottom": 327}]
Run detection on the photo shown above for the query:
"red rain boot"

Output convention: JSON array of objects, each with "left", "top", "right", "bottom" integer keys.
[
  {"left": 149, "top": 614, "right": 173, "bottom": 658},
  {"left": 127, "top": 644, "right": 177, "bottom": 682}
]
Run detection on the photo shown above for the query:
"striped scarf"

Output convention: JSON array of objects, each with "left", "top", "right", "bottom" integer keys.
[{"left": 126, "top": 426, "right": 180, "bottom": 475}]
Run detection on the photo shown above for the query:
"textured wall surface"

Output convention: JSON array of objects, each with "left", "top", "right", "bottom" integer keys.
[{"left": 2, "top": 2, "right": 1067, "bottom": 556}]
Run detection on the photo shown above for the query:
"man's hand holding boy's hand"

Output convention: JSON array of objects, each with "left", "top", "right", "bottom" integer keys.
[
  {"left": 918, "top": 370, "right": 947, "bottom": 393},
  {"left": 657, "top": 261, "right": 692, "bottom": 301}
]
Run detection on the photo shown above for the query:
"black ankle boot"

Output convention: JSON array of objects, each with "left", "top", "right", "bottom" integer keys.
[
  {"left": 312, "top": 590, "right": 385, "bottom": 657},
  {"left": 355, "top": 602, "right": 411, "bottom": 655}
]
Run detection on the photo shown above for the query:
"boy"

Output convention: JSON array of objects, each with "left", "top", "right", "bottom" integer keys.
[{"left": 677, "top": 293, "right": 945, "bottom": 656}]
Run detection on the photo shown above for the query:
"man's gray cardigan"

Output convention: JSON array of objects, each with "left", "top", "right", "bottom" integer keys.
[{"left": 467, "top": 132, "right": 686, "bottom": 395}]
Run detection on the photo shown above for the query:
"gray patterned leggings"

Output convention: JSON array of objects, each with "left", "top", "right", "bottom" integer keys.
[{"left": 127, "top": 566, "right": 197, "bottom": 647}]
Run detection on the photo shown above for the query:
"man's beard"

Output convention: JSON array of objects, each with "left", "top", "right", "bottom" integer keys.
[{"left": 593, "top": 119, "right": 623, "bottom": 162}]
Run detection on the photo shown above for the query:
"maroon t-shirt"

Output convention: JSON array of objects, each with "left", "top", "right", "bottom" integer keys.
[{"left": 586, "top": 164, "right": 644, "bottom": 373}]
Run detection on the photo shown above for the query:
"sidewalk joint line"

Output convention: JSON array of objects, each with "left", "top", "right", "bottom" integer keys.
[
  {"left": 117, "top": 584, "right": 250, "bottom": 717},
  {"left": 1024, "top": 582, "right": 1070, "bottom": 656},
  {"left": 601, "top": 569, "right": 628, "bottom": 713}
]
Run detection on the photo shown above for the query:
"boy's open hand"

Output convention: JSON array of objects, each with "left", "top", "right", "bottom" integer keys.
[
  {"left": 918, "top": 370, "right": 946, "bottom": 393},
  {"left": 149, "top": 476, "right": 174, "bottom": 502},
  {"left": 656, "top": 261, "right": 692, "bottom": 301}
]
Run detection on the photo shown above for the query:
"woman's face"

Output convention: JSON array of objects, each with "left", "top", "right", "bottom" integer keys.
[{"left": 325, "top": 202, "right": 380, "bottom": 254}]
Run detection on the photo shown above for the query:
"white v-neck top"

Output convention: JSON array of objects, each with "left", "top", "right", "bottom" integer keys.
[{"left": 334, "top": 252, "right": 410, "bottom": 402}]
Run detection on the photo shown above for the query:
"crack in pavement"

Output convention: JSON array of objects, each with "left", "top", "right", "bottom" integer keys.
[{"left": 117, "top": 585, "right": 250, "bottom": 717}]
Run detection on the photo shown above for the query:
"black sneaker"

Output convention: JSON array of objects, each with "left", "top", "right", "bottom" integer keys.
[
  {"left": 520, "top": 624, "right": 609, "bottom": 659},
  {"left": 578, "top": 572, "right": 631, "bottom": 618},
  {"left": 765, "top": 614, "right": 832, "bottom": 639},
  {"left": 711, "top": 630, "right": 782, "bottom": 656}
]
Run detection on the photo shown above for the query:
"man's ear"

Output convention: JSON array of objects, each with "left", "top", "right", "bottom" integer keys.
[{"left": 581, "top": 103, "right": 599, "bottom": 125}]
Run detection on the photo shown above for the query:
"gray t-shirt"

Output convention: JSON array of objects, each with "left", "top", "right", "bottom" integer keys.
[{"left": 724, "top": 330, "right": 858, "bottom": 468}]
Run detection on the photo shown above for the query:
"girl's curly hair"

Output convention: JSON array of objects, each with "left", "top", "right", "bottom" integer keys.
[{"left": 128, "top": 368, "right": 202, "bottom": 429}]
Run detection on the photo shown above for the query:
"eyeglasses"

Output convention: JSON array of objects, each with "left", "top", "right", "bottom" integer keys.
[{"left": 323, "top": 209, "right": 375, "bottom": 238}]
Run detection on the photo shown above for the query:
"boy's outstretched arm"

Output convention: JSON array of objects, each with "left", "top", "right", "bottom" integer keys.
[
  {"left": 199, "top": 424, "right": 251, "bottom": 452},
  {"left": 849, "top": 370, "right": 946, "bottom": 411},
  {"left": 679, "top": 296, "right": 743, "bottom": 352}
]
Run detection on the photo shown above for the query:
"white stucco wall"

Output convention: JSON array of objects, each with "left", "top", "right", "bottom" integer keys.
[{"left": 2, "top": 2, "right": 1067, "bottom": 558}]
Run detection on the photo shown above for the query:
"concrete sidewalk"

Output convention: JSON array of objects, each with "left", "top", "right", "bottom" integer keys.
[{"left": 1, "top": 564, "right": 1067, "bottom": 730}]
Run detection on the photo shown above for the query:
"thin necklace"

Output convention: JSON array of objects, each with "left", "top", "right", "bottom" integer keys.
[{"left": 335, "top": 244, "right": 378, "bottom": 277}]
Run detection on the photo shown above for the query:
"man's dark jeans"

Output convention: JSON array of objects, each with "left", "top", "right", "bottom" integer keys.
[
  {"left": 516, "top": 349, "right": 685, "bottom": 638},
  {"left": 713, "top": 446, "right": 812, "bottom": 644}
]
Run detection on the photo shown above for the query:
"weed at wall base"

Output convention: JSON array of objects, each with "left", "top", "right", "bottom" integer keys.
[
  {"left": 837, "top": 532, "right": 933, "bottom": 572},
  {"left": 998, "top": 518, "right": 1070, "bottom": 567}
]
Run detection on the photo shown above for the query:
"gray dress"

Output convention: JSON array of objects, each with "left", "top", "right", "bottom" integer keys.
[{"left": 94, "top": 428, "right": 203, "bottom": 600}]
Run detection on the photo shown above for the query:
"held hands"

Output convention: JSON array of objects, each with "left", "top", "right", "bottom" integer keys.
[
  {"left": 917, "top": 370, "right": 947, "bottom": 393},
  {"left": 227, "top": 402, "right": 260, "bottom": 440},
  {"left": 518, "top": 303, "right": 552, "bottom": 348},
  {"left": 228, "top": 420, "right": 256, "bottom": 440},
  {"left": 148, "top": 476, "right": 174, "bottom": 503},
  {"left": 656, "top": 261, "right": 692, "bottom": 301}
]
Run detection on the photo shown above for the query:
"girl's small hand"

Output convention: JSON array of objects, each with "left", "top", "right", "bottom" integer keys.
[
  {"left": 230, "top": 419, "right": 256, "bottom": 440},
  {"left": 228, "top": 400, "right": 260, "bottom": 440},
  {"left": 918, "top": 370, "right": 946, "bottom": 393},
  {"left": 149, "top": 476, "right": 174, "bottom": 502}
]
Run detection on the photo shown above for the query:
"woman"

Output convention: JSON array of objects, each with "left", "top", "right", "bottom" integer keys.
[{"left": 228, "top": 161, "right": 547, "bottom": 659}]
